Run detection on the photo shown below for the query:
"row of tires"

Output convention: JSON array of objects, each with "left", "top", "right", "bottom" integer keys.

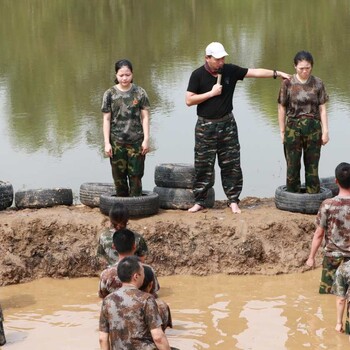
[{"left": 0, "top": 181, "right": 74, "bottom": 211}]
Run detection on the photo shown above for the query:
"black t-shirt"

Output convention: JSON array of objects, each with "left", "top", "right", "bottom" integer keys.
[{"left": 187, "top": 64, "right": 248, "bottom": 119}]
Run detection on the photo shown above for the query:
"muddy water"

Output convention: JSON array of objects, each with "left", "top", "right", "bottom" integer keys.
[{"left": 0, "top": 270, "right": 348, "bottom": 349}]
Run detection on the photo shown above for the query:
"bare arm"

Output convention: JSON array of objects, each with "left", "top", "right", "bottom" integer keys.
[
  {"left": 140, "top": 108, "right": 150, "bottom": 155},
  {"left": 306, "top": 226, "right": 325, "bottom": 267},
  {"left": 151, "top": 327, "right": 171, "bottom": 350},
  {"left": 185, "top": 84, "right": 222, "bottom": 107},
  {"left": 319, "top": 104, "right": 329, "bottom": 145},
  {"left": 99, "top": 331, "right": 110, "bottom": 350},
  {"left": 245, "top": 68, "right": 291, "bottom": 80},
  {"left": 278, "top": 104, "right": 286, "bottom": 143},
  {"left": 103, "top": 112, "right": 112, "bottom": 158}
]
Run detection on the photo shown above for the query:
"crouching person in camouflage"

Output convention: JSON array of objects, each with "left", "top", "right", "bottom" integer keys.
[
  {"left": 0, "top": 304, "right": 6, "bottom": 346},
  {"left": 99, "top": 256, "right": 171, "bottom": 350},
  {"left": 96, "top": 202, "right": 149, "bottom": 267}
]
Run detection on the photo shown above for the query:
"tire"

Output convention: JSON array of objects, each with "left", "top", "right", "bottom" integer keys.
[
  {"left": 0, "top": 181, "right": 13, "bottom": 211},
  {"left": 154, "top": 163, "right": 195, "bottom": 189},
  {"left": 274, "top": 185, "right": 333, "bottom": 214},
  {"left": 79, "top": 182, "right": 115, "bottom": 207},
  {"left": 153, "top": 186, "right": 215, "bottom": 210},
  {"left": 15, "top": 188, "right": 73, "bottom": 209},
  {"left": 99, "top": 191, "right": 159, "bottom": 217},
  {"left": 320, "top": 177, "right": 339, "bottom": 197}
]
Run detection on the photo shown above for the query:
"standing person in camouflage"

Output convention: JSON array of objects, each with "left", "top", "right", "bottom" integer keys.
[
  {"left": 102, "top": 59, "right": 150, "bottom": 197},
  {"left": 0, "top": 305, "right": 6, "bottom": 346},
  {"left": 98, "top": 228, "right": 159, "bottom": 299},
  {"left": 96, "top": 203, "right": 148, "bottom": 266},
  {"left": 186, "top": 42, "right": 290, "bottom": 214},
  {"left": 278, "top": 51, "right": 329, "bottom": 193},
  {"left": 306, "top": 162, "right": 350, "bottom": 294},
  {"left": 99, "top": 256, "right": 171, "bottom": 350},
  {"left": 332, "top": 259, "right": 350, "bottom": 336}
]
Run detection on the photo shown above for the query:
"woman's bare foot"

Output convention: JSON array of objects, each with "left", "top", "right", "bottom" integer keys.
[
  {"left": 335, "top": 323, "right": 344, "bottom": 333},
  {"left": 188, "top": 204, "right": 204, "bottom": 213},
  {"left": 229, "top": 202, "right": 241, "bottom": 214}
]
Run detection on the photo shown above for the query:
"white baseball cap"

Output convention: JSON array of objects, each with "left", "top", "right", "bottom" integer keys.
[{"left": 205, "top": 42, "right": 228, "bottom": 59}]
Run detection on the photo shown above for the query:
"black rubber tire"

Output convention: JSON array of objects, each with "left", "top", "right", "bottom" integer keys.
[
  {"left": 0, "top": 181, "right": 14, "bottom": 211},
  {"left": 99, "top": 191, "right": 159, "bottom": 217},
  {"left": 153, "top": 186, "right": 215, "bottom": 210},
  {"left": 320, "top": 177, "right": 339, "bottom": 197},
  {"left": 274, "top": 185, "right": 333, "bottom": 214},
  {"left": 79, "top": 182, "right": 115, "bottom": 207},
  {"left": 15, "top": 188, "right": 73, "bottom": 209},
  {"left": 154, "top": 163, "right": 195, "bottom": 189}
]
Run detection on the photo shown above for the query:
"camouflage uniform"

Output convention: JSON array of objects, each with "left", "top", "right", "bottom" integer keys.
[
  {"left": 99, "top": 262, "right": 160, "bottom": 299},
  {"left": 332, "top": 260, "right": 350, "bottom": 334},
  {"left": 316, "top": 196, "right": 350, "bottom": 294},
  {"left": 156, "top": 299, "right": 173, "bottom": 331},
  {"left": 101, "top": 84, "right": 150, "bottom": 197},
  {"left": 0, "top": 305, "right": 5, "bottom": 346},
  {"left": 96, "top": 227, "right": 149, "bottom": 266},
  {"left": 187, "top": 63, "right": 248, "bottom": 205},
  {"left": 99, "top": 285, "right": 162, "bottom": 350},
  {"left": 278, "top": 75, "right": 329, "bottom": 193}
]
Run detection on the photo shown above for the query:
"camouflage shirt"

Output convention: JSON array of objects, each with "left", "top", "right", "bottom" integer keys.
[
  {"left": 101, "top": 84, "right": 150, "bottom": 144},
  {"left": 99, "top": 285, "right": 162, "bottom": 350},
  {"left": 316, "top": 196, "right": 350, "bottom": 257},
  {"left": 156, "top": 298, "right": 172, "bottom": 331},
  {"left": 99, "top": 262, "right": 160, "bottom": 299},
  {"left": 96, "top": 228, "right": 149, "bottom": 266},
  {"left": 278, "top": 74, "right": 329, "bottom": 119}
]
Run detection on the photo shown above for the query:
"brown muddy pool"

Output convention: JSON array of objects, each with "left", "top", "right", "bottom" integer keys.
[{"left": 0, "top": 269, "right": 348, "bottom": 349}]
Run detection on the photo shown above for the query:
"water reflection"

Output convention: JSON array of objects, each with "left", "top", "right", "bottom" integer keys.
[
  {"left": 1, "top": 0, "right": 350, "bottom": 200},
  {"left": 1, "top": 270, "right": 349, "bottom": 349}
]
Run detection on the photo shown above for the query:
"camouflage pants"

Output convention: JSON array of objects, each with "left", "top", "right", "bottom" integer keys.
[
  {"left": 110, "top": 142, "right": 145, "bottom": 197},
  {"left": 284, "top": 117, "right": 322, "bottom": 193},
  {"left": 193, "top": 115, "right": 242, "bottom": 206}
]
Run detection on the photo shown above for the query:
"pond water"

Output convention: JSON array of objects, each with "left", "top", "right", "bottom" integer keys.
[
  {"left": 1, "top": 0, "right": 350, "bottom": 201},
  {"left": 0, "top": 270, "right": 348, "bottom": 349}
]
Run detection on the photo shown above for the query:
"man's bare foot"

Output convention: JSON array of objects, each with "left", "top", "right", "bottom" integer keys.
[
  {"left": 229, "top": 202, "right": 241, "bottom": 214},
  {"left": 335, "top": 323, "right": 344, "bottom": 333},
  {"left": 188, "top": 204, "right": 204, "bottom": 213}
]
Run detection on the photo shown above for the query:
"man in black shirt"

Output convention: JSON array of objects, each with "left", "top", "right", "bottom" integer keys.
[{"left": 186, "top": 42, "right": 290, "bottom": 214}]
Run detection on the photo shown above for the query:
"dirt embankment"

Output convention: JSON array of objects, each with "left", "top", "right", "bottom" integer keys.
[{"left": 0, "top": 197, "right": 320, "bottom": 286}]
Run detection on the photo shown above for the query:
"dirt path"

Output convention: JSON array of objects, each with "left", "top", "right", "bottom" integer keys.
[{"left": 0, "top": 197, "right": 320, "bottom": 286}]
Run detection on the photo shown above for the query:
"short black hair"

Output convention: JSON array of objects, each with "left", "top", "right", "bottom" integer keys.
[
  {"left": 109, "top": 203, "right": 129, "bottom": 228},
  {"left": 294, "top": 50, "right": 314, "bottom": 66},
  {"left": 113, "top": 228, "right": 135, "bottom": 254},
  {"left": 140, "top": 265, "right": 154, "bottom": 291},
  {"left": 335, "top": 162, "right": 350, "bottom": 189},
  {"left": 117, "top": 256, "right": 141, "bottom": 283}
]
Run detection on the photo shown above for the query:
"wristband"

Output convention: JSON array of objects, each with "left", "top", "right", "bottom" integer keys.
[{"left": 273, "top": 70, "right": 278, "bottom": 79}]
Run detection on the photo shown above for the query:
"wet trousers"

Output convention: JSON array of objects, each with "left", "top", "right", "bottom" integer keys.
[
  {"left": 193, "top": 114, "right": 242, "bottom": 206},
  {"left": 110, "top": 142, "right": 144, "bottom": 197},
  {"left": 284, "top": 117, "right": 322, "bottom": 193}
]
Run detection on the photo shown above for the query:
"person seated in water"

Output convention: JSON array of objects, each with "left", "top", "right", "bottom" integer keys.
[
  {"left": 140, "top": 265, "right": 173, "bottom": 331},
  {"left": 98, "top": 228, "right": 159, "bottom": 299},
  {"left": 96, "top": 202, "right": 148, "bottom": 266},
  {"left": 332, "top": 260, "right": 350, "bottom": 336}
]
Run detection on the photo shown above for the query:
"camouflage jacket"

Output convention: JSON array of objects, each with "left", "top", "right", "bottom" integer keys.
[
  {"left": 96, "top": 228, "right": 149, "bottom": 266},
  {"left": 101, "top": 83, "right": 150, "bottom": 144},
  {"left": 99, "top": 285, "right": 162, "bottom": 350},
  {"left": 316, "top": 196, "right": 350, "bottom": 257}
]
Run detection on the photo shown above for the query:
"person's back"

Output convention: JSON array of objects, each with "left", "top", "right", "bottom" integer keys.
[
  {"left": 98, "top": 228, "right": 159, "bottom": 298},
  {"left": 99, "top": 256, "right": 170, "bottom": 350},
  {"left": 100, "top": 285, "right": 161, "bottom": 349}
]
